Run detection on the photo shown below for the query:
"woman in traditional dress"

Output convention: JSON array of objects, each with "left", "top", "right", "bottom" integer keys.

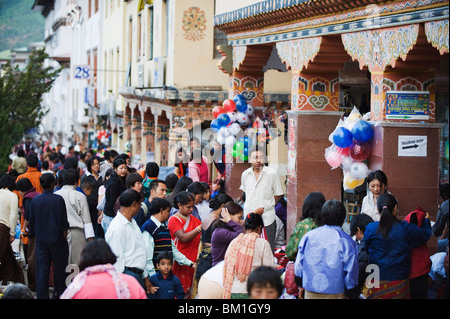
[
  {"left": 222, "top": 213, "right": 275, "bottom": 299},
  {"left": 167, "top": 191, "right": 201, "bottom": 298},
  {"left": 363, "top": 193, "right": 431, "bottom": 299}
]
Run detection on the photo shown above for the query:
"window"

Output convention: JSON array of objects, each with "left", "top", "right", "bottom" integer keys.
[{"left": 148, "top": 6, "right": 154, "bottom": 60}]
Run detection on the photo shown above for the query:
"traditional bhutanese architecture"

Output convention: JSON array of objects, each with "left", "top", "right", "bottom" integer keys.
[{"left": 214, "top": 0, "right": 449, "bottom": 253}]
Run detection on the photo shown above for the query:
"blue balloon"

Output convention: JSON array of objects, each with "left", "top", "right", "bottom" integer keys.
[
  {"left": 351, "top": 120, "right": 374, "bottom": 142},
  {"left": 211, "top": 119, "right": 221, "bottom": 133},
  {"left": 234, "top": 94, "right": 248, "bottom": 113},
  {"left": 332, "top": 127, "right": 353, "bottom": 148},
  {"left": 217, "top": 113, "right": 231, "bottom": 127}
]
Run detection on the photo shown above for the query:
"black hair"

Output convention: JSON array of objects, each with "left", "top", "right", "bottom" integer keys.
[
  {"left": 318, "top": 199, "right": 347, "bottom": 227},
  {"left": 145, "top": 162, "right": 159, "bottom": 178},
  {"left": 376, "top": 193, "right": 399, "bottom": 239},
  {"left": 57, "top": 168, "right": 66, "bottom": 186},
  {"left": 125, "top": 172, "right": 143, "bottom": 189},
  {"left": 113, "top": 157, "right": 126, "bottom": 169},
  {"left": 78, "top": 239, "right": 117, "bottom": 271},
  {"left": 301, "top": 192, "right": 326, "bottom": 221},
  {"left": 62, "top": 168, "right": 79, "bottom": 186},
  {"left": 367, "top": 170, "right": 388, "bottom": 188},
  {"left": 209, "top": 193, "right": 233, "bottom": 210},
  {"left": 165, "top": 173, "right": 179, "bottom": 190},
  {"left": 166, "top": 176, "right": 193, "bottom": 205},
  {"left": 349, "top": 213, "right": 374, "bottom": 237},
  {"left": 214, "top": 201, "right": 243, "bottom": 231},
  {"left": 63, "top": 156, "right": 79, "bottom": 170},
  {"left": 85, "top": 156, "right": 99, "bottom": 174},
  {"left": 245, "top": 212, "right": 264, "bottom": 231},
  {"left": 173, "top": 191, "right": 195, "bottom": 209},
  {"left": 17, "top": 149, "right": 26, "bottom": 157},
  {"left": 42, "top": 160, "right": 49, "bottom": 170},
  {"left": 247, "top": 266, "right": 283, "bottom": 297},
  {"left": 439, "top": 183, "right": 449, "bottom": 201},
  {"left": 200, "top": 181, "right": 210, "bottom": 193},
  {"left": 119, "top": 189, "right": 144, "bottom": 207},
  {"left": 81, "top": 180, "right": 94, "bottom": 192},
  {"left": 0, "top": 174, "right": 16, "bottom": 191},
  {"left": 1, "top": 283, "right": 34, "bottom": 299},
  {"left": 16, "top": 177, "right": 34, "bottom": 193},
  {"left": 150, "top": 198, "right": 171, "bottom": 215},
  {"left": 25, "top": 153, "right": 39, "bottom": 168},
  {"left": 40, "top": 173, "right": 57, "bottom": 190},
  {"left": 150, "top": 179, "right": 166, "bottom": 192},
  {"left": 156, "top": 251, "right": 173, "bottom": 264},
  {"left": 188, "top": 181, "right": 206, "bottom": 195}
]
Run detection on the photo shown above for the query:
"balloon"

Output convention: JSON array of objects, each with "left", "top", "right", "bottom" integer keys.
[
  {"left": 349, "top": 162, "right": 369, "bottom": 180},
  {"left": 235, "top": 141, "right": 244, "bottom": 151},
  {"left": 218, "top": 126, "right": 231, "bottom": 138},
  {"left": 351, "top": 120, "right": 373, "bottom": 142},
  {"left": 229, "top": 122, "right": 241, "bottom": 136},
  {"left": 336, "top": 146, "right": 350, "bottom": 157},
  {"left": 341, "top": 156, "right": 354, "bottom": 171},
  {"left": 216, "top": 134, "right": 226, "bottom": 145},
  {"left": 227, "top": 112, "right": 237, "bottom": 124},
  {"left": 234, "top": 94, "right": 248, "bottom": 113},
  {"left": 326, "top": 151, "right": 342, "bottom": 168},
  {"left": 343, "top": 173, "right": 365, "bottom": 190},
  {"left": 225, "top": 135, "right": 236, "bottom": 147},
  {"left": 239, "top": 153, "right": 249, "bottom": 161},
  {"left": 211, "top": 119, "right": 221, "bottom": 133},
  {"left": 245, "top": 105, "right": 254, "bottom": 116},
  {"left": 217, "top": 113, "right": 231, "bottom": 127},
  {"left": 232, "top": 149, "right": 238, "bottom": 158},
  {"left": 223, "top": 99, "right": 236, "bottom": 112},
  {"left": 332, "top": 127, "right": 353, "bottom": 148},
  {"left": 349, "top": 141, "right": 371, "bottom": 161},
  {"left": 212, "top": 106, "right": 226, "bottom": 119},
  {"left": 237, "top": 112, "right": 250, "bottom": 125}
]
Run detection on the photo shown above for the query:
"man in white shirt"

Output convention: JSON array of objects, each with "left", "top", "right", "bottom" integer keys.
[
  {"left": 240, "top": 147, "right": 284, "bottom": 252},
  {"left": 55, "top": 169, "right": 94, "bottom": 266},
  {"left": 106, "top": 189, "right": 153, "bottom": 294}
]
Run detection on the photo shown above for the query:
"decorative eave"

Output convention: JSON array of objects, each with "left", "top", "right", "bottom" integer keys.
[
  {"left": 215, "top": 0, "right": 449, "bottom": 46},
  {"left": 214, "top": 0, "right": 390, "bottom": 34}
]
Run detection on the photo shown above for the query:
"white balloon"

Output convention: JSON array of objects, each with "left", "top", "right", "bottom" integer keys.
[
  {"left": 218, "top": 126, "right": 231, "bottom": 138},
  {"left": 341, "top": 156, "right": 354, "bottom": 171},
  {"left": 227, "top": 111, "right": 237, "bottom": 123},
  {"left": 245, "top": 105, "right": 254, "bottom": 116},
  {"left": 216, "top": 134, "right": 226, "bottom": 145},
  {"left": 237, "top": 112, "right": 250, "bottom": 125},
  {"left": 229, "top": 122, "right": 242, "bottom": 136},
  {"left": 225, "top": 135, "right": 236, "bottom": 147},
  {"left": 349, "top": 162, "right": 369, "bottom": 180}
]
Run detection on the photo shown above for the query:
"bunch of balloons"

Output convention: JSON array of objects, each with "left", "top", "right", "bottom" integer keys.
[
  {"left": 212, "top": 94, "right": 256, "bottom": 160},
  {"left": 324, "top": 107, "right": 374, "bottom": 190},
  {"left": 97, "top": 130, "right": 111, "bottom": 144}
]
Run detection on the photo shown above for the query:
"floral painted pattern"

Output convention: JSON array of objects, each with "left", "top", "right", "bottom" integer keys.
[{"left": 182, "top": 7, "right": 207, "bottom": 42}]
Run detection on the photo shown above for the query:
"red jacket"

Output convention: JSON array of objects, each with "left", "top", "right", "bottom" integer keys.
[{"left": 404, "top": 207, "right": 432, "bottom": 279}]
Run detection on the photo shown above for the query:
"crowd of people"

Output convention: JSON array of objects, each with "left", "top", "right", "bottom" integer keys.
[{"left": 0, "top": 139, "right": 448, "bottom": 300}]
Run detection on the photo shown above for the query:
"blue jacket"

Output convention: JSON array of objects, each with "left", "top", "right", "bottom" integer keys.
[
  {"left": 149, "top": 271, "right": 185, "bottom": 299},
  {"left": 364, "top": 219, "right": 431, "bottom": 281}
]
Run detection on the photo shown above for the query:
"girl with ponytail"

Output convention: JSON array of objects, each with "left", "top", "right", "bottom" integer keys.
[{"left": 363, "top": 193, "right": 432, "bottom": 299}]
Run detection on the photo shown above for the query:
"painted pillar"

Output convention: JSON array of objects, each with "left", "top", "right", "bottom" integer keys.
[{"left": 276, "top": 36, "right": 344, "bottom": 238}]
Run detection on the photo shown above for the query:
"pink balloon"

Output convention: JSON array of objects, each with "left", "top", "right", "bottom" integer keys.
[
  {"left": 326, "top": 151, "right": 342, "bottom": 168},
  {"left": 349, "top": 141, "right": 371, "bottom": 161}
]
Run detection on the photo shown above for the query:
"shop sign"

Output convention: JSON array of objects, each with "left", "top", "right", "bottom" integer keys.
[
  {"left": 386, "top": 91, "right": 429, "bottom": 120},
  {"left": 398, "top": 135, "right": 427, "bottom": 157}
]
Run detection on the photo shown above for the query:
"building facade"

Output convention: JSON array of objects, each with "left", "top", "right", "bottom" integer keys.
[{"left": 214, "top": 0, "right": 449, "bottom": 254}]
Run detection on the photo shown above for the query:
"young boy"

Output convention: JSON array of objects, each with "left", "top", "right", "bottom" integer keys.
[
  {"left": 149, "top": 251, "right": 185, "bottom": 299},
  {"left": 247, "top": 266, "right": 283, "bottom": 299}
]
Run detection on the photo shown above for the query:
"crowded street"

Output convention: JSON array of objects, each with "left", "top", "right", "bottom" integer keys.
[{"left": 0, "top": 0, "right": 448, "bottom": 306}]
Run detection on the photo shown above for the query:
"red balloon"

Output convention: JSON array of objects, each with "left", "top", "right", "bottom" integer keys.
[
  {"left": 336, "top": 146, "right": 350, "bottom": 157},
  {"left": 223, "top": 99, "right": 236, "bottom": 112},
  {"left": 212, "top": 106, "right": 226, "bottom": 119},
  {"left": 349, "top": 141, "right": 371, "bottom": 161}
]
